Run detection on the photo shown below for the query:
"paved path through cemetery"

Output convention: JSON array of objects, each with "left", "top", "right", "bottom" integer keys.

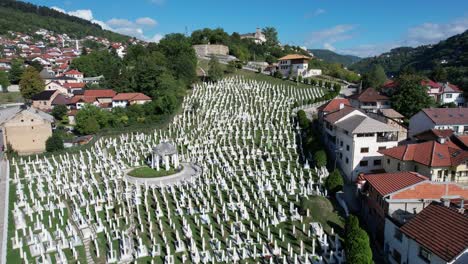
[
  {"left": 0, "top": 159, "right": 9, "bottom": 264},
  {"left": 125, "top": 162, "right": 201, "bottom": 186}
]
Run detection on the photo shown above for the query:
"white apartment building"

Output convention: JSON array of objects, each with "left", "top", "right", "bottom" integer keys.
[
  {"left": 322, "top": 106, "right": 401, "bottom": 182},
  {"left": 439, "top": 83, "right": 465, "bottom": 106},
  {"left": 409, "top": 108, "right": 468, "bottom": 137},
  {"left": 276, "top": 54, "right": 314, "bottom": 78}
]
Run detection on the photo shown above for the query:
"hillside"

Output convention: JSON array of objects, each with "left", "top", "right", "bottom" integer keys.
[
  {"left": 0, "top": 0, "right": 129, "bottom": 42},
  {"left": 349, "top": 30, "right": 468, "bottom": 89},
  {"left": 309, "top": 49, "right": 361, "bottom": 66}
]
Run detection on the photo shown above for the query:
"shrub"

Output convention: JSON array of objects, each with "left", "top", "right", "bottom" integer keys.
[
  {"left": 46, "top": 133, "right": 64, "bottom": 152},
  {"left": 326, "top": 169, "right": 344, "bottom": 194},
  {"left": 314, "top": 150, "right": 327, "bottom": 167}
]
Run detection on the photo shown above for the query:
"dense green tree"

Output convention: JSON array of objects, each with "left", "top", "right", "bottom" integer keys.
[
  {"left": 75, "top": 105, "right": 111, "bottom": 135},
  {"left": 326, "top": 169, "right": 344, "bottom": 194},
  {"left": 262, "top": 27, "right": 279, "bottom": 46},
  {"left": 8, "top": 59, "right": 24, "bottom": 84},
  {"left": 28, "top": 60, "right": 43, "bottom": 72},
  {"left": 46, "top": 133, "right": 64, "bottom": 152},
  {"left": 19, "top": 67, "right": 44, "bottom": 100},
  {"left": 208, "top": 57, "right": 224, "bottom": 82},
  {"left": 431, "top": 65, "right": 448, "bottom": 82},
  {"left": 0, "top": 70, "right": 9, "bottom": 92},
  {"left": 51, "top": 105, "right": 68, "bottom": 121},
  {"left": 362, "top": 64, "right": 387, "bottom": 88},
  {"left": 297, "top": 110, "right": 310, "bottom": 129},
  {"left": 314, "top": 150, "right": 327, "bottom": 167},
  {"left": 345, "top": 215, "right": 373, "bottom": 264},
  {"left": 391, "top": 74, "right": 435, "bottom": 118}
]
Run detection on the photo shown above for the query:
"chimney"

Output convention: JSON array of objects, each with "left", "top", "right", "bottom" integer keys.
[
  {"left": 441, "top": 197, "right": 451, "bottom": 207},
  {"left": 339, "top": 103, "right": 344, "bottom": 110},
  {"left": 437, "top": 137, "right": 446, "bottom": 144},
  {"left": 459, "top": 199, "right": 465, "bottom": 214}
]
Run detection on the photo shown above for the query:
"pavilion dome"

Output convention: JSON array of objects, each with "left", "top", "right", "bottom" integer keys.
[{"left": 153, "top": 142, "right": 177, "bottom": 156}]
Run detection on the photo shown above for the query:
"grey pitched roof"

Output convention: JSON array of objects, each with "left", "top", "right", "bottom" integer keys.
[
  {"left": 0, "top": 105, "right": 54, "bottom": 125},
  {"left": 335, "top": 114, "right": 398, "bottom": 134}
]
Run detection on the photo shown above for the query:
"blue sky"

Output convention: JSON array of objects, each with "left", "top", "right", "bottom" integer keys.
[{"left": 26, "top": 0, "right": 468, "bottom": 57}]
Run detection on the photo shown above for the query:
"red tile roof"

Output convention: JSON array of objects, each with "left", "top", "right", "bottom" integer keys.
[
  {"left": 380, "top": 140, "right": 468, "bottom": 167},
  {"left": 323, "top": 106, "right": 358, "bottom": 124},
  {"left": 63, "top": 82, "right": 86, "bottom": 89},
  {"left": 421, "top": 79, "right": 442, "bottom": 88},
  {"left": 349, "top": 87, "right": 389, "bottom": 102},
  {"left": 83, "top": 89, "right": 116, "bottom": 98},
  {"left": 113, "top": 93, "right": 151, "bottom": 101},
  {"left": 65, "top": 69, "right": 83, "bottom": 75},
  {"left": 421, "top": 108, "right": 468, "bottom": 126},
  {"left": 70, "top": 96, "right": 96, "bottom": 104},
  {"left": 413, "top": 129, "right": 454, "bottom": 141},
  {"left": 317, "top": 99, "right": 351, "bottom": 113},
  {"left": 363, "top": 171, "right": 428, "bottom": 196},
  {"left": 391, "top": 181, "right": 468, "bottom": 200},
  {"left": 400, "top": 203, "right": 468, "bottom": 262}
]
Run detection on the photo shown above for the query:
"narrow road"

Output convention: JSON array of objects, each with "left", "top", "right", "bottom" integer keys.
[{"left": 0, "top": 157, "right": 10, "bottom": 264}]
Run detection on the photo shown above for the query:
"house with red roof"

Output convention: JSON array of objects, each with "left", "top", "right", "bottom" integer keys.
[
  {"left": 357, "top": 171, "right": 429, "bottom": 245},
  {"left": 409, "top": 108, "right": 468, "bottom": 137},
  {"left": 64, "top": 69, "right": 84, "bottom": 82},
  {"left": 382, "top": 79, "right": 465, "bottom": 106},
  {"left": 112, "top": 93, "right": 151, "bottom": 108},
  {"left": 83, "top": 89, "right": 116, "bottom": 104},
  {"left": 349, "top": 87, "right": 391, "bottom": 113},
  {"left": 379, "top": 137, "right": 468, "bottom": 183},
  {"left": 384, "top": 202, "right": 468, "bottom": 264},
  {"left": 320, "top": 105, "right": 402, "bottom": 181},
  {"left": 439, "top": 82, "right": 465, "bottom": 106}
]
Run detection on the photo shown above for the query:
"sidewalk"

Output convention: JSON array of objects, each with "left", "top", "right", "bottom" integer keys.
[{"left": 0, "top": 158, "right": 10, "bottom": 264}]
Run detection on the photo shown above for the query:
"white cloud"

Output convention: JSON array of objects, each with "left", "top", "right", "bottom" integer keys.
[
  {"left": 136, "top": 17, "right": 158, "bottom": 27},
  {"left": 305, "top": 24, "right": 356, "bottom": 49},
  {"left": 106, "top": 18, "right": 134, "bottom": 28},
  {"left": 67, "top": 9, "right": 94, "bottom": 21},
  {"left": 334, "top": 16, "right": 468, "bottom": 57},
  {"left": 305, "top": 8, "right": 326, "bottom": 19},
  {"left": 52, "top": 6, "right": 160, "bottom": 41},
  {"left": 148, "top": 33, "right": 164, "bottom": 43},
  {"left": 323, "top": 43, "right": 336, "bottom": 51}
]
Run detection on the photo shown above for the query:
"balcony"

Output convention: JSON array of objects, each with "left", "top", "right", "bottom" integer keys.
[{"left": 377, "top": 132, "right": 398, "bottom": 142}]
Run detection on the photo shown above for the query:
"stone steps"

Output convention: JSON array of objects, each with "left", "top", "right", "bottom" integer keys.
[{"left": 83, "top": 238, "right": 95, "bottom": 264}]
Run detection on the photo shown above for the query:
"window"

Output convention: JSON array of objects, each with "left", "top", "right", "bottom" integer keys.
[
  {"left": 346, "top": 158, "right": 349, "bottom": 164},
  {"left": 360, "top": 160, "right": 368, "bottom": 167},
  {"left": 374, "top": 159, "right": 382, "bottom": 166},
  {"left": 446, "top": 93, "right": 452, "bottom": 98},
  {"left": 31, "top": 119, "right": 34, "bottom": 122},
  {"left": 397, "top": 162, "right": 401, "bottom": 171},
  {"left": 414, "top": 165, "right": 418, "bottom": 172},
  {"left": 21, "top": 119, "right": 24, "bottom": 122},
  {"left": 378, "top": 146, "right": 386, "bottom": 151},
  {"left": 360, "top": 147, "right": 369, "bottom": 153},
  {"left": 340, "top": 141, "right": 343, "bottom": 147},
  {"left": 346, "top": 145, "right": 350, "bottom": 151},
  {"left": 394, "top": 228, "right": 403, "bottom": 241},
  {"left": 419, "top": 247, "right": 431, "bottom": 263},
  {"left": 453, "top": 126, "right": 459, "bottom": 132},
  {"left": 392, "top": 249, "right": 402, "bottom": 264},
  {"left": 387, "top": 158, "right": 390, "bottom": 165},
  {"left": 357, "top": 133, "right": 375, "bottom": 137}
]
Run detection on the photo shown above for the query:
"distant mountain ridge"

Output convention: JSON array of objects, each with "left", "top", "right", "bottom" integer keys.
[
  {"left": 349, "top": 30, "right": 468, "bottom": 89},
  {"left": 0, "top": 0, "right": 129, "bottom": 42},
  {"left": 308, "top": 49, "right": 361, "bottom": 66}
]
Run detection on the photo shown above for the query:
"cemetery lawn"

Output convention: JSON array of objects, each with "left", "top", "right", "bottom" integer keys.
[
  {"left": 301, "top": 195, "right": 346, "bottom": 236},
  {"left": 0, "top": 92, "right": 23, "bottom": 104},
  {"left": 128, "top": 166, "right": 181, "bottom": 178}
]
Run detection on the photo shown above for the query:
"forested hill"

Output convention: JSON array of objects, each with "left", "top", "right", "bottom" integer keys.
[
  {"left": 0, "top": 0, "right": 129, "bottom": 42},
  {"left": 309, "top": 49, "right": 361, "bottom": 66},
  {"left": 349, "top": 30, "right": 468, "bottom": 89}
]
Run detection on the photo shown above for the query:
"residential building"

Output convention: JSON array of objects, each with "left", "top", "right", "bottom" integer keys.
[
  {"left": 45, "top": 81, "right": 68, "bottom": 95},
  {"left": 440, "top": 82, "right": 465, "bottom": 106},
  {"left": 64, "top": 69, "right": 84, "bottom": 82},
  {"left": 379, "top": 137, "right": 468, "bottom": 183},
  {"left": 357, "top": 171, "right": 428, "bottom": 246},
  {"left": 83, "top": 89, "right": 116, "bottom": 104},
  {"left": 276, "top": 54, "right": 313, "bottom": 78},
  {"left": 409, "top": 108, "right": 468, "bottom": 137},
  {"left": 31, "top": 90, "right": 60, "bottom": 110},
  {"left": 384, "top": 202, "right": 468, "bottom": 264},
  {"left": 321, "top": 106, "right": 402, "bottom": 181},
  {"left": 349, "top": 87, "right": 391, "bottom": 113},
  {"left": 358, "top": 171, "right": 468, "bottom": 247},
  {"left": 0, "top": 106, "right": 54, "bottom": 155},
  {"left": 239, "top": 28, "right": 267, "bottom": 44},
  {"left": 112, "top": 93, "right": 151, "bottom": 108},
  {"left": 383, "top": 79, "right": 465, "bottom": 106},
  {"left": 317, "top": 98, "right": 351, "bottom": 123}
]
